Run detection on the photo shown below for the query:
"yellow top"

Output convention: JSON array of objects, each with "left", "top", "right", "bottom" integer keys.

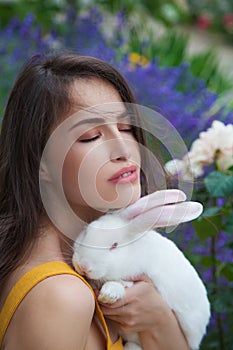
[{"left": 0, "top": 261, "right": 123, "bottom": 350}]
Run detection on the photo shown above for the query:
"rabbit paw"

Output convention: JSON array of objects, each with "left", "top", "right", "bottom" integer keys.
[{"left": 98, "top": 281, "right": 125, "bottom": 304}]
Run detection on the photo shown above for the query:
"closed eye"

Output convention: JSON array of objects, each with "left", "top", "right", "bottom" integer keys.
[
  {"left": 79, "top": 135, "right": 100, "bottom": 143},
  {"left": 120, "top": 128, "right": 132, "bottom": 132},
  {"left": 78, "top": 123, "right": 133, "bottom": 142},
  {"left": 118, "top": 123, "right": 133, "bottom": 132}
]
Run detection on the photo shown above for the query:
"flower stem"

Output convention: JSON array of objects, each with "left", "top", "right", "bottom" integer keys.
[{"left": 211, "top": 235, "right": 225, "bottom": 349}]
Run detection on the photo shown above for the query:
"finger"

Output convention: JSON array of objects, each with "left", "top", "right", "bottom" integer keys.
[
  {"left": 125, "top": 274, "right": 153, "bottom": 285},
  {"left": 101, "top": 304, "right": 124, "bottom": 315},
  {"left": 99, "top": 296, "right": 128, "bottom": 310},
  {"left": 102, "top": 307, "right": 145, "bottom": 334}
]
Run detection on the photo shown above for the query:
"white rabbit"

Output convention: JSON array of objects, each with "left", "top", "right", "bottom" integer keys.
[{"left": 72, "top": 189, "right": 211, "bottom": 350}]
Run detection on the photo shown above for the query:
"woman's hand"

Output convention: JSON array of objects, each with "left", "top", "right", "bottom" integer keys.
[
  {"left": 99, "top": 275, "right": 190, "bottom": 350},
  {"left": 99, "top": 275, "right": 163, "bottom": 334}
]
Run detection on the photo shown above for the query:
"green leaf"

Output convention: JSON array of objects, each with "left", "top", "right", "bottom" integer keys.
[
  {"left": 193, "top": 207, "right": 223, "bottom": 239},
  {"left": 227, "top": 165, "right": 233, "bottom": 172},
  {"left": 202, "top": 206, "right": 221, "bottom": 217},
  {"left": 226, "top": 240, "right": 233, "bottom": 250},
  {"left": 199, "top": 255, "right": 215, "bottom": 268},
  {"left": 212, "top": 292, "right": 233, "bottom": 313},
  {"left": 193, "top": 214, "right": 222, "bottom": 239},
  {"left": 221, "top": 263, "right": 233, "bottom": 281},
  {"left": 225, "top": 216, "right": 233, "bottom": 234},
  {"left": 204, "top": 171, "right": 233, "bottom": 197}
]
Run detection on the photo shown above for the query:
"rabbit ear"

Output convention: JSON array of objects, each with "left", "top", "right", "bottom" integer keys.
[
  {"left": 119, "top": 190, "right": 203, "bottom": 233},
  {"left": 130, "top": 201, "right": 203, "bottom": 233},
  {"left": 120, "top": 190, "right": 187, "bottom": 220}
]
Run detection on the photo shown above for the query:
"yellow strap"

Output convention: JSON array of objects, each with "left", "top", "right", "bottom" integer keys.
[{"left": 0, "top": 261, "right": 112, "bottom": 349}]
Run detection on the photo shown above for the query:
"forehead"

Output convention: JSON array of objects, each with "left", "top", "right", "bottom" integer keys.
[
  {"left": 55, "top": 78, "right": 133, "bottom": 134},
  {"left": 64, "top": 78, "right": 130, "bottom": 130},
  {"left": 71, "top": 78, "right": 123, "bottom": 108}
]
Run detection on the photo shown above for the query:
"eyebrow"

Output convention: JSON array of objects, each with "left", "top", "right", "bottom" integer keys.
[{"left": 69, "top": 110, "right": 130, "bottom": 131}]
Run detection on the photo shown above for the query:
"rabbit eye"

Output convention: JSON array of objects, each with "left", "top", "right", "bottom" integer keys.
[{"left": 110, "top": 242, "right": 118, "bottom": 251}]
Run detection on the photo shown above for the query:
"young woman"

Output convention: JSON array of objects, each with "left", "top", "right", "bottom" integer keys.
[{"left": 0, "top": 52, "right": 190, "bottom": 349}]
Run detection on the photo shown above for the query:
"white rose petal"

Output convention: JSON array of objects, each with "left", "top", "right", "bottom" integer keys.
[
  {"left": 165, "top": 121, "right": 233, "bottom": 180},
  {"left": 165, "top": 159, "right": 186, "bottom": 175},
  {"left": 165, "top": 158, "right": 195, "bottom": 180},
  {"left": 216, "top": 153, "right": 233, "bottom": 171}
]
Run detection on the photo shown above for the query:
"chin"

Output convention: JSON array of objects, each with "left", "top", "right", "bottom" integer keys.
[
  {"left": 92, "top": 183, "right": 141, "bottom": 211},
  {"left": 110, "top": 187, "right": 141, "bottom": 209},
  {"left": 127, "top": 184, "right": 141, "bottom": 204}
]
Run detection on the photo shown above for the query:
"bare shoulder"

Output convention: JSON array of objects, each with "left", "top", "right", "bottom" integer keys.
[
  {"left": 33, "top": 273, "right": 95, "bottom": 310},
  {"left": 7, "top": 274, "right": 95, "bottom": 350}
]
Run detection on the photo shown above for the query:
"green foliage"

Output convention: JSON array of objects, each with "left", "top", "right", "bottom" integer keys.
[
  {"left": 0, "top": 0, "right": 232, "bottom": 96},
  {"left": 119, "top": 25, "right": 232, "bottom": 95},
  {"left": 144, "top": 32, "right": 189, "bottom": 67},
  {"left": 204, "top": 171, "right": 233, "bottom": 197},
  {"left": 93, "top": 0, "right": 142, "bottom": 13},
  {"left": 193, "top": 207, "right": 223, "bottom": 239},
  {"left": 186, "top": 0, "right": 233, "bottom": 43},
  {"left": 192, "top": 167, "right": 233, "bottom": 350},
  {"left": 189, "top": 50, "right": 233, "bottom": 94},
  {"left": 0, "top": 0, "right": 65, "bottom": 32}
]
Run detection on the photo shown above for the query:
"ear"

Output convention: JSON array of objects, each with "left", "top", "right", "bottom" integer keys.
[
  {"left": 119, "top": 190, "right": 187, "bottom": 220},
  {"left": 119, "top": 190, "right": 203, "bottom": 233},
  {"left": 130, "top": 201, "right": 203, "bottom": 233}
]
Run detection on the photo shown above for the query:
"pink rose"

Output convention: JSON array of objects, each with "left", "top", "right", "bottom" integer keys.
[{"left": 196, "top": 14, "right": 212, "bottom": 30}]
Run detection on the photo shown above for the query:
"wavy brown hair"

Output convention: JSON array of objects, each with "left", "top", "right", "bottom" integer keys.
[{"left": 0, "top": 51, "right": 152, "bottom": 288}]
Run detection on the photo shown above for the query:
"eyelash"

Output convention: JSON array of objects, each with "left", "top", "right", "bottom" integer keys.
[
  {"left": 79, "top": 135, "right": 100, "bottom": 143},
  {"left": 79, "top": 128, "right": 133, "bottom": 143}
]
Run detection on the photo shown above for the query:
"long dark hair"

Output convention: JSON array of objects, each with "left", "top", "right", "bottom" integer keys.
[{"left": 0, "top": 51, "right": 148, "bottom": 287}]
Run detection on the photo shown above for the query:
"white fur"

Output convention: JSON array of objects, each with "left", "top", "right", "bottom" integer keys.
[{"left": 72, "top": 191, "right": 210, "bottom": 350}]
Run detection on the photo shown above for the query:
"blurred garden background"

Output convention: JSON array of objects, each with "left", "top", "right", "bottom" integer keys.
[{"left": 0, "top": 0, "right": 232, "bottom": 349}]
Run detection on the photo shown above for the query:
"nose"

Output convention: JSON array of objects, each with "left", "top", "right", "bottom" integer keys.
[{"left": 109, "top": 130, "right": 131, "bottom": 162}]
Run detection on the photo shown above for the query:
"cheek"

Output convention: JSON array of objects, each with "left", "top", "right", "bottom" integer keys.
[
  {"left": 62, "top": 148, "right": 85, "bottom": 204},
  {"left": 132, "top": 140, "right": 141, "bottom": 165},
  {"left": 62, "top": 145, "right": 110, "bottom": 208}
]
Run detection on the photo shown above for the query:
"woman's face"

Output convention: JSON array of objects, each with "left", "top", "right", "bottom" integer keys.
[{"left": 61, "top": 78, "right": 141, "bottom": 219}]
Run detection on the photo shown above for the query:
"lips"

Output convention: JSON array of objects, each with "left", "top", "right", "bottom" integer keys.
[{"left": 108, "top": 165, "right": 138, "bottom": 184}]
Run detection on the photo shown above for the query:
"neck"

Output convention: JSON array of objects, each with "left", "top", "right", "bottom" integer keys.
[{"left": 22, "top": 217, "right": 74, "bottom": 267}]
